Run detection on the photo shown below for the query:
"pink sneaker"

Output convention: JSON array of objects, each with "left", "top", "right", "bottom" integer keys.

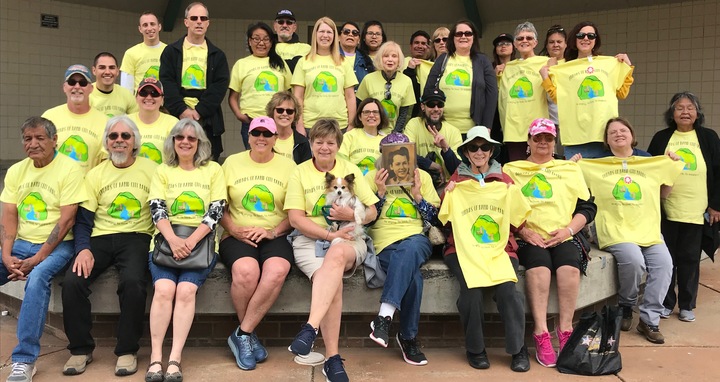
[
  {"left": 556, "top": 329, "right": 573, "bottom": 353},
  {"left": 533, "top": 332, "right": 557, "bottom": 367}
]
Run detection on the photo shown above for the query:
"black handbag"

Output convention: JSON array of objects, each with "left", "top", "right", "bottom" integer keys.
[
  {"left": 152, "top": 224, "right": 215, "bottom": 269},
  {"left": 557, "top": 305, "right": 623, "bottom": 376}
]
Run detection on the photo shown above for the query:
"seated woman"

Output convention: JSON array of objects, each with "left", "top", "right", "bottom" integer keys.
[
  {"left": 265, "top": 91, "right": 311, "bottom": 164},
  {"left": 440, "top": 126, "right": 531, "bottom": 372},
  {"left": 338, "top": 98, "right": 388, "bottom": 175},
  {"left": 503, "top": 118, "right": 596, "bottom": 368},
  {"left": 285, "top": 119, "right": 378, "bottom": 382}
]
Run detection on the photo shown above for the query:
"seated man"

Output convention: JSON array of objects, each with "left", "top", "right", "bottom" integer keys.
[{"left": 1, "top": 117, "right": 87, "bottom": 382}]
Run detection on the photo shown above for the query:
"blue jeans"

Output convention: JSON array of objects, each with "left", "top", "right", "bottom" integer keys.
[
  {"left": 377, "top": 234, "right": 431, "bottom": 339},
  {"left": 241, "top": 121, "right": 250, "bottom": 150},
  {"left": 563, "top": 142, "right": 606, "bottom": 159},
  {"left": 0, "top": 239, "right": 74, "bottom": 363}
]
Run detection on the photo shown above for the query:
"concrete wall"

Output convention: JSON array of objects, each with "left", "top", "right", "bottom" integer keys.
[{"left": 1, "top": 0, "right": 718, "bottom": 160}]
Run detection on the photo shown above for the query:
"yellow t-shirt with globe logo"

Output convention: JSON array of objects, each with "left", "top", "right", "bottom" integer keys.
[
  {"left": 662, "top": 130, "right": 708, "bottom": 224},
  {"left": 438, "top": 55, "right": 474, "bottom": 134},
  {"left": 42, "top": 105, "right": 109, "bottom": 173},
  {"left": 127, "top": 112, "right": 178, "bottom": 164},
  {"left": 338, "top": 128, "right": 384, "bottom": 176},
  {"left": 121, "top": 42, "right": 167, "bottom": 90},
  {"left": 229, "top": 55, "right": 292, "bottom": 118},
  {"left": 498, "top": 56, "right": 549, "bottom": 142},
  {"left": 181, "top": 40, "right": 208, "bottom": 109},
  {"left": 355, "top": 71, "right": 416, "bottom": 134}
]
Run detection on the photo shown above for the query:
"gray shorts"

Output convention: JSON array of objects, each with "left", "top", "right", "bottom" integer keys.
[{"left": 290, "top": 234, "right": 367, "bottom": 280}]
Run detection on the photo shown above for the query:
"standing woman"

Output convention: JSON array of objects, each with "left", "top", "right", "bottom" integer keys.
[
  {"left": 425, "top": 20, "right": 497, "bottom": 136},
  {"left": 431, "top": 27, "right": 450, "bottom": 58},
  {"left": 538, "top": 25, "right": 567, "bottom": 153},
  {"left": 648, "top": 92, "right": 720, "bottom": 322},
  {"left": 356, "top": 42, "right": 416, "bottom": 133},
  {"left": 228, "top": 22, "right": 292, "bottom": 149},
  {"left": 292, "top": 17, "right": 358, "bottom": 135},
  {"left": 145, "top": 119, "right": 226, "bottom": 382},
  {"left": 339, "top": 98, "right": 388, "bottom": 175},
  {"left": 127, "top": 78, "right": 178, "bottom": 164},
  {"left": 265, "top": 91, "right": 311, "bottom": 164},
  {"left": 360, "top": 20, "right": 387, "bottom": 60},
  {"left": 339, "top": 21, "right": 374, "bottom": 89},
  {"left": 491, "top": 33, "right": 515, "bottom": 76}
]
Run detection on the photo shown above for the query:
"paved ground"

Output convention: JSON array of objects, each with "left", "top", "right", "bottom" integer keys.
[{"left": 1, "top": 259, "right": 718, "bottom": 381}]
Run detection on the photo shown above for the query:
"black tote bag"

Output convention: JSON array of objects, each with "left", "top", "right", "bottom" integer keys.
[{"left": 557, "top": 305, "right": 623, "bottom": 376}]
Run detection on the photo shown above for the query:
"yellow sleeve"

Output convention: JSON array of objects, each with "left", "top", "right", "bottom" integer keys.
[
  {"left": 616, "top": 66, "right": 635, "bottom": 100},
  {"left": 282, "top": 61, "right": 293, "bottom": 91},
  {"left": 284, "top": 167, "right": 307, "bottom": 211},
  {"left": 356, "top": 77, "right": 369, "bottom": 100},
  {"left": 508, "top": 184, "right": 531, "bottom": 228},
  {"left": 80, "top": 170, "right": 99, "bottom": 212},
  {"left": 400, "top": 76, "right": 416, "bottom": 107},
  {"left": 338, "top": 130, "right": 353, "bottom": 160},
  {"left": 229, "top": 59, "right": 243, "bottom": 92},
  {"left": 290, "top": 58, "right": 306, "bottom": 87},
  {"left": 148, "top": 165, "right": 168, "bottom": 201},
  {"left": 542, "top": 76, "right": 557, "bottom": 103},
  {"left": 59, "top": 162, "right": 88, "bottom": 206},
  {"left": 350, "top": 163, "right": 379, "bottom": 206},
  {"left": 343, "top": 59, "right": 359, "bottom": 88},
  {"left": 420, "top": 170, "right": 440, "bottom": 206},
  {"left": 209, "top": 163, "right": 227, "bottom": 202},
  {"left": 438, "top": 191, "right": 451, "bottom": 225}
]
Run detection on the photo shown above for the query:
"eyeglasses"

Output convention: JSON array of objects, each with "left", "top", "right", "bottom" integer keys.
[
  {"left": 249, "top": 130, "right": 275, "bottom": 138},
  {"left": 188, "top": 16, "right": 209, "bottom": 22},
  {"left": 108, "top": 132, "right": 132, "bottom": 140},
  {"left": 466, "top": 143, "right": 493, "bottom": 153},
  {"left": 366, "top": 32, "right": 382, "bottom": 37},
  {"left": 433, "top": 37, "right": 448, "bottom": 44},
  {"left": 174, "top": 134, "right": 198, "bottom": 142},
  {"left": 66, "top": 78, "right": 89, "bottom": 87},
  {"left": 250, "top": 36, "right": 271, "bottom": 44},
  {"left": 361, "top": 110, "right": 381, "bottom": 116},
  {"left": 138, "top": 88, "right": 162, "bottom": 98},
  {"left": 425, "top": 101, "right": 444, "bottom": 109},
  {"left": 384, "top": 82, "right": 392, "bottom": 101},
  {"left": 341, "top": 28, "right": 360, "bottom": 36},
  {"left": 454, "top": 31, "right": 474, "bottom": 38},
  {"left": 532, "top": 134, "right": 555, "bottom": 143},
  {"left": 674, "top": 106, "right": 697, "bottom": 112},
  {"left": 275, "top": 19, "right": 295, "bottom": 26},
  {"left": 496, "top": 41, "right": 512, "bottom": 47},
  {"left": 275, "top": 107, "right": 295, "bottom": 115},
  {"left": 576, "top": 32, "right": 597, "bottom": 40},
  {"left": 515, "top": 36, "right": 535, "bottom": 41}
]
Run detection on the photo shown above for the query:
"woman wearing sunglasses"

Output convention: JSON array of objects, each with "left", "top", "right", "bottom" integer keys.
[
  {"left": 229, "top": 22, "right": 292, "bottom": 150},
  {"left": 356, "top": 42, "right": 416, "bottom": 134},
  {"left": 425, "top": 20, "right": 497, "bottom": 136},
  {"left": 264, "top": 91, "right": 311, "bottom": 164},
  {"left": 503, "top": 118, "right": 596, "bottom": 368},
  {"left": 539, "top": 21, "right": 634, "bottom": 159},
  {"left": 339, "top": 21, "right": 374, "bottom": 89},
  {"left": 128, "top": 78, "right": 178, "bottom": 164},
  {"left": 431, "top": 27, "right": 450, "bottom": 58},
  {"left": 339, "top": 98, "right": 388, "bottom": 176}
]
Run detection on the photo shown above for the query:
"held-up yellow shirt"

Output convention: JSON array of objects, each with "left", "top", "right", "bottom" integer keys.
[
  {"left": 498, "top": 56, "right": 549, "bottom": 142},
  {"left": 663, "top": 130, "right": 708, "bottom": 224}
]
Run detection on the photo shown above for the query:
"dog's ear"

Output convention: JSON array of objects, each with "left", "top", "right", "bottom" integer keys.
[
  {"left": 344, "top": 173, "right": 355, "bottom": 184},
  {"left": 325, "top": 172, "right": 336, "bottom": 188}
]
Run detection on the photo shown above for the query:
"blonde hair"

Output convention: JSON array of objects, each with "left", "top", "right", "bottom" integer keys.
[
  {"left": 432, "top": 27, "right": 450, "bottom": 40},
  {"left": 307, "top": 17, "right": 343, "bottom": 66},
  {"left": 373, "top": 41, "right": 404, "bottom": 72}
]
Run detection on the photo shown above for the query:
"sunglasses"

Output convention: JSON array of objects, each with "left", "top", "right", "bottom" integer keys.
[
  {"left": 532, "top": 134, "right": 555, "bottom": 143},
  {"left": 576, "top": 32, "right": 597, "bottom": 40},
  {"left": 466, "top": 143, "right": 493, "bottom": 153},
  {"left": 341, "top": 28, "right": 360, "bottom": 36},
  {"left": 425, "top": 101, "right": 444, "bottom": 109},
  {"left": 174, "top": 134, "right": 198, "bottom": 143},
  {"left": 496, "top": 41, "right": 512, "bottom": 47},
  {"left": 250, "top": 129, "right": 275, "bottom": 138},
  {"left": 108, "top": 132, "right": 132, "bottom": 140},
  {"left": 138, "top": 87, "right": 162, "bottom": 98},
  {"left": 433, "top": 37, "right": 448, "bottom": 44},
  {"left": 454, "top": 31, "right": 473, "bottom": 38},
  {"left": 276, "top": 19, "right": 295, "bottom": 26},
  {"left": 188, "top": 15, "right": 209, "bottom": 22},
  {"left": 67, "top": 78, "right": 89, "bottom": 87},
  {"left": 384, "top": 82, "right": 392, "bottom": 101},
  {"left": 275, "top": 107, "right": 295, "bottom": 115},
  {"left": 515, "top": 36, "right": 535, "bottom": 41}
]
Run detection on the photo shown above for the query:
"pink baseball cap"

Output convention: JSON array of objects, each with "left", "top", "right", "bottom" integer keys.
[
  {"left": 248, "top": 116, "right": 277, "bottom": 134},
  {"left": 528, "top": 118, "right": 557, "bottom": 137}
]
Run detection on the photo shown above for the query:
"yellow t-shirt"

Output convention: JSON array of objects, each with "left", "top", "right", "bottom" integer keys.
[
  {"left": 498, "top": 56, "right": 549, "bottom": 142},
  {"left": 148, "top": 162, "right": 227, "bottom": 227},
  {"left": 338, "top": 128, "right": 384, "bottom": 175},
  {"left": 439, "top": 55, "right": 474, "bottom": 133},
  {"left": 89, "top": 83, "right": 139, "bottom": 117},
  {"left": 276, "top": 42, "right": 312, "bottom": 62},
  {"left": 356, "top": 71, "right": 416, "bottom": 133},
  {"left": 0, "top": 154, "right": 87, "bottom": 243},
  {"left": 42, "top": 105, "right": 109, "bottom": 173},
  {"left": 579, "top": 156, "right": 684, "bottom": 247},
  {"left": 404, "top": 117, "right": 462, "bottom": 179},
  {"left": 120, "top": 42, "right": 167, "bottom": 90},
  {"left": 366, "top": 169, "right": 440, "bottom": 252},
  {"left": 181, "top": 39, "right": 208, "bottom": 109},
  {"left": 284, "top": 158, "right": 379, "bottom": 227},
  {"left": 222, "top": 151, "right": 296, "bottom": 232},
  {"left": 81, "top": 157, "right": 158, "bottom": 237},
  {"left": 274, "top": 134, "right": 295, "bottom": 161},
  {"left": 439, "top": 180, "right": 530, "bottom": 288},
  {"left": 402, "top": 57, "right": 434, "bottom": 94},
  {"left": 229, "top": 55, "right": 293, "bottom": 118},
  {"left": 127, "top": 112, "right": 178, "bottom": 164},
  {"left": 548, "top": 56, "right": 633, "bottom": 145},
  {"left": 291, "top": 55, "right": 358, "bottom": 128},
  {"left": 662, "top": 130, "right": 708, "bottom": 224},
  {"left": 504, "top": 160, "right": 590, "bottom": 240}
]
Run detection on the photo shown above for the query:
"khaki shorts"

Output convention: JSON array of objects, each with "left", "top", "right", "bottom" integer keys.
[{"left": 291, "top": 234, "right": 367, "bottom": 280}]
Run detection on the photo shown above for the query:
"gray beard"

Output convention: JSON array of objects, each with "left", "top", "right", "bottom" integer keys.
[{"left": 109, "top": 151, "right": 129, "bottom": 165}]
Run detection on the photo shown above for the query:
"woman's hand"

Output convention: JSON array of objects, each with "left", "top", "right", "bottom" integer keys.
[
  {"left": 407, "top": 58, "right": 420, "bottom": 69},
  {"left": 375, "top": 168, "right": 389, "bottom": 197},
  {"left": 495, "top": 63, "right": 505, "bottom": 76},
  {"left": 167, "top": 234, "right": 189, "bottom": 260},
  {"left": 708, "top": 207, "right": 720, "bottom": 225},
  {"left": 329, "top": 203, "right": 355, "bottom": 222},
  {"left": 411, "top": 169, "right": 423, "bottom": 202},
  {"left": 246, "top": 226, "right": 272, "bottom": 243},
  {"left": 540, "top": 65, "right": 550, "bottom": 80},
  {"left": 518, "top": 227, "right": 546, "bottom": 248},
  {"left": 238, "top": 113, "right": 252, "bottom": 124},
  {"left": 615, "top": 53, "right": 632, "bottom": 66},
  {"left": 544, "top": 227, "right": 573, "bottom": 248},
  {"left": 329, "top": 225, "right": 355, "bottom": 242},
  {"left": 445, "top": 181, "right": 456, "bottom": 192},
  {"left": 569, "top": 153, "right": 582, "bottom": 162},
  {"left": 666, "top": 151, "right": 681, "bottom": 161}
]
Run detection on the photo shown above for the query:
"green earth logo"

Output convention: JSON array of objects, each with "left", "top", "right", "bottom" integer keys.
[
  {"left": 254, "top": 71, "right": 279, "bottom": 92},
  {"left": 612, "top": 176, "right": 642, "bottom": 201},
  {"left": 312, "top": 71, "right": 338, "bottom": 92},
  {"left": 386, "top": 198, "right": 417, "bottom": 218},
  {"left": 357, "top": 156, "right": 376, "bottom": 175},
  {"left": 577, "top": 76, "right": 604, "bottom": 99},
  {"left": 170, "top": 191, "right": 205, "bottom": 216},
  {"left": 182, "top": 64, "right": 206, "bottom": 88},
  {"left": 139, "top": 143, "right": 163, "bottom": 164},
  {"left": 18, "top": 192, "right": 48, "bottom": 221},
  {"left": 242, "top": 185, "right": 276, "bottom": 212},
  {"left": 311, "top": 194, "right": 327, "bottom": 216},
  {"left": 521, "top": 174, "right": 553, "bottom": 199},
  {"left": 675, "top": 148, "right": 697, "bottom": 171},
  {"left": 58, "top": 135, "right": 89, "bottom": 162},
  {"left": 381, "top": 99, "right": 397, "bottom": 120},
  {"left": 143, "top": 65, "right": 160, "bottom": 80},
  {"left": 509, "top": 77, "right": 533, "bottom": 99},
  {"left": 445, "top": 69, "right": 470, "bottom": 86},
  {"left": 471, "top": 215, "right": 500, "bottom": 243},
  {"left": 108, "top": 192, "right": 142, "bottom": 220}
]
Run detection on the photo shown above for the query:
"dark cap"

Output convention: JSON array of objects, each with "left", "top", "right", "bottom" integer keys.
[
  {"left": 421, "top": 88, "right": 446, "bottom": 103},
  {"left": 275, "top": 9, "right": 295, "bottom": 20},
  {"left": 493, "top": 33, "right": 513, "bottom": 46},
  {"left": 137, "top": 77, "right": 163, "bottom": 94}
]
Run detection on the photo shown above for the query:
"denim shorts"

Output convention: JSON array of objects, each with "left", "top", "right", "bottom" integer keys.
[{"left": 147, "top": 252, "right": 217, "bottom": 287}]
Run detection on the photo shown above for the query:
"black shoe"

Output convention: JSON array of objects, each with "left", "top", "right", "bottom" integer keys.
[
  {"left": 466, "top": 350, "right": 490, "bottom": 369},
  {"left": 322, "top": 354, "right": 349, "bottom": 382},
  {"left": 510, "top": 346, "right": 530, "bottom": 372},
  {"left": 396, "top": 334, "right": 428, "bottom": 366},
  {"left": 369, "top": 315, "right": 392, "bottom": 347},
  {"left": 620, "top": 305, "right": 633, "bottom": 331}
]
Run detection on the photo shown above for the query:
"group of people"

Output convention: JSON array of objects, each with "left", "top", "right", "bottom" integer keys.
[{"left": 1, "top": 2, "right": 719, "bottom": 382}]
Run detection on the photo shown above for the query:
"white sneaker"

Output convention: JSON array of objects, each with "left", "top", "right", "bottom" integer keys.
[
  {"left": 7, "top": 363, "right": 36, "bottom": 382},
  {"left": 660, "top": 308, "right": 672, "bottom": 319},
  {"left": 679, "top": 309, "right": 696, "bottom": 322}
]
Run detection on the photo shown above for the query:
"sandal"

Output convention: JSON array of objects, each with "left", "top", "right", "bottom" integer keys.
[
  {"left": 165, "top": 360, "right": 183, "bottom": 382},
  {"left": 145, "top": 361, "right": 164, "bottom": 382}
]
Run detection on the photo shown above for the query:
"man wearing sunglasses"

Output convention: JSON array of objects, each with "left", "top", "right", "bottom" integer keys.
[
  {"left": 61, "top": 116, "right": 158, "bottom": 378},
  {"left": 272, "top": 9, "right": 310, "bottom": 73},
  {"left": 89, "top": 52, "right": 138, "bottom": 118},
  {"left": 160, "top": 2, "right": 229, "bottom": 162},
  {"left": 120, "top": 12, "right": 166, "bottom": 93},
  {"left": 42, "top": 64, "right": 108, "bottom": 173}
]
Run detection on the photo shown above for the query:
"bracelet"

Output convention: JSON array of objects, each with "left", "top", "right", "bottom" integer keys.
[
  {"left": 567, "top": 227, "right": 575, "bottom": 236},
  {"left": 325, "top": 230, "right": 330, "bottom": 241}
]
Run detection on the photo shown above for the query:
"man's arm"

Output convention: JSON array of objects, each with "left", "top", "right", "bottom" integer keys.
[
  {"left": 15, "top": 204, "right": 78, "bottom": 278},
  {"left": 0, "top": 202, "right": 21, "bottom": 278}
]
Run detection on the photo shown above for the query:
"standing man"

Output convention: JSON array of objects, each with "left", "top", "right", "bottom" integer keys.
[
  {"left": 273, "top": 9, "right": 310, "bottom": 72},
  {"left": 1, "top": 117, "right": 87, "bottom": 382},
  {"left": 42, "top": 64, "right": 109, "bottom": 173},
  {"left": 120, "top": 12, "right": 166, "bottom": 92},
  {"left": 61, "top": 116, "right": 158, "bottom": 377},
  {"left": 408, "top": 30, "right": 432, "bottom": 61},
  {"left": 403, "top": 30, "right": 434, "bottom": 117},
  {"left": 89, "top": 52, "right": 138, "bottom": 117},
  {"left": 160, "top": 2, "right": 229, "bottom": 161}
]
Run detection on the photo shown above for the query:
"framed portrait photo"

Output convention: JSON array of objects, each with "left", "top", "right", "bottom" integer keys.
[{"left": 381, "top": 142, "right": 416, "bottom": 187}]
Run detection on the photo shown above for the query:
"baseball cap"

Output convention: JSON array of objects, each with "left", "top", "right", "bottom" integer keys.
[
  {"left": 249, "top": 116, "right": 277, "bottom": 134},
  {"left": 528, "top": 118, "right": 557, "bottom": 137},
  {"left": 137, "top": 77, "right": 163, "bottom": 94},
  {"left": 64, "top": 64, "right": 93, "bottom": 82},
  {"left": 275, "top": 9, "right": 296, "bottom": 21},
  {"left": 457, "top": 125, "right": 501, "bottom": 161},
  {"left": 421, "top": 88, "right": 446, "bottom": 103},
  {"left": 492, "top": 33, "right": 514, "bottom": 46}
]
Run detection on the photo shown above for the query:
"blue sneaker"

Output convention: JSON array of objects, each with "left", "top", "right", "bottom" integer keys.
[
  {"left": 288, "top": 323, "right": 317, "bottom": 357},
  {"left": 228, "top": 328, "right": 256, "bottom": 370},
  {"left": 249, "top": 332, "right": 268, "bottom": 362},
  {"left": 322, "top": 354, "right": 349, "bottom": 382}
]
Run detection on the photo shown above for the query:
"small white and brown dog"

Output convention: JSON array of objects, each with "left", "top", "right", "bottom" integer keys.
[{"left": 324, "top": 172, "right": 366, "bottom": 241}]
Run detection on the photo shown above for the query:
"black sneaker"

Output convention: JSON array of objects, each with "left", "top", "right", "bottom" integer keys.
[
  {"left": 466, "top": 350, "right": 490, "bottom": 369},
  {"left": 323, "top": 354, "right": 349, "bottom": 382},
  {"left": 396, "top": 333, "right": 428, "bottom": 366},
  {"left": 510, "top": 346, "right": 530, "bottom": 372},
  {"left": 369, "top": 316, "right": 392, "bottom": 347},
  {"left": 620, "top": 305, "right": 633, "bottom": 331},
  {"left": 288, "top": 323, "right": 317, "bottom": 357}
]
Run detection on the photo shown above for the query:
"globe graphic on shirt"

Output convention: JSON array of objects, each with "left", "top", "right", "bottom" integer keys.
[
  {"left": 171, "top": 191, "right": 205, "bottom": 216},
  {"left": 521, "top": 174, "right": 553, "bottom": 199},
  {"left": 242, "top": 185, "right": 276, "bottom": 212},
  {"left": 18, "top": 192, "right": 48, "bottom": 221},
  {"left": 577, "top": 76, "right": 605, "bottom": 99},
  {"left": 312, "top": 72, "right": 338, "bottom": 92},
  {"left": 139, "top": 143, "right": 163, "bottom": 164},
  {"left": 58, "top": 135, "right": 89, "bottom": 162},
  {"left": 445, "top": 69, "right": 470, "bottom": 86},
  {"left": 143, "top": 65, "right": 160, "bottom": 80},
  {"left": 254, "top": 71, "right": 279, "bottom": 92},
  {"left": 509, "top": 77, "right": 534, "bottom": 99},
  {"left": 612, "top": 177, "right": 642, "bottom": 201},
  {"left": 108, "top": 192, "right": 142, "bottom": 220},
  {"left": 182, "top": 64, "right": 206, "bottom": 88},
  {"left": 675, "top": 148, "right": 697, "bottom": 171},
  {"left": 381, "top": 99, "right": 397, "bottom": 120},
  {"left": 357, "top": 156, "right": 377, "bottom": 175},
  {"left": 386, "top": 198, "right": 417, "bottom": 218},
  {"left": 471, "top": 215, "right": 500, "bottom": 243},
  {"left": 312, "top": 194, "right": 327, "bottom": 217}
]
